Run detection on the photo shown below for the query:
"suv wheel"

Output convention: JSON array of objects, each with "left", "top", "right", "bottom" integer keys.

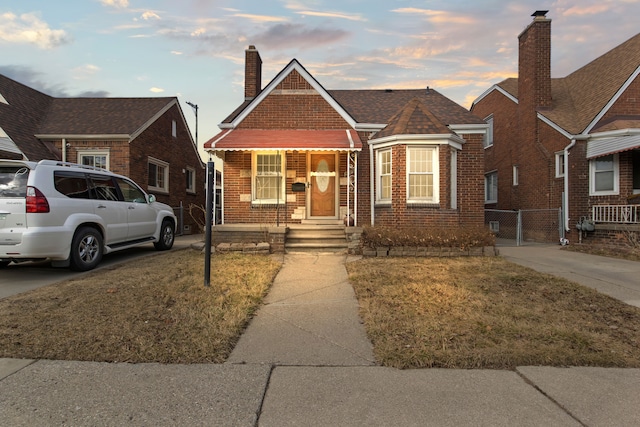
[
  {"left": 154, "top": 219, "right": 175, "bottom": 251},
  {"left": 70, "top": 227, "right": 103, "bottom": 271}
]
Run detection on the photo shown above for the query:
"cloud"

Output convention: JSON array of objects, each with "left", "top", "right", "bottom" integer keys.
[
  {"left": 77, "top": 90, "right": 110, "bottom": 97},
  {"left": 100, "top": 0, "right": 129, "bottom": 8},
  {"left": 171, "top": 50, "right": 183, "bottom": 55},
  {"left": 391, "top": 8, "right": 475, "bottom": 25},
  {"left": 294, "top": 10, "right": 366, "bottom": 22},
  {"left": 72, "top": 64, "right": 101, "bottom": 80},
  {"left": 561, "top": 4, "right": 611, "bottom": 16},
  {"left": 255, "top": 23, "right": 350, "bottom": 50},
  {"left": 150, "top": 87, "right": 165, "bottom": 93},
  {"left": 0, "top": 12, "right": 71, "bottom": 49},
  {"left": 0, "top": 65, "right": 77, "bottom": 97},
  {"left": 230, "top": 13, "right": 289, "bottom": 23},
  {"left": 142, "top": 11, "right": 161, "bottom": 20}
]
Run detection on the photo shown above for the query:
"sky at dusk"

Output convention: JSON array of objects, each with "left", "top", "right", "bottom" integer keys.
[{"left": 2, "top": 0, "right": 639, "bottom": 160}]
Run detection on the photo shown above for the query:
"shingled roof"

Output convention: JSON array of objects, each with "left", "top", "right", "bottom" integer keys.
[
  {"left": 495, "top": 32, "right": 640, "bottom": 135},
  {"left": 328, "top": 89, "right": 483, "bottom": 126},
  {"left": 219, "top": 64, "right": 484, "bottom": 129},
  {"left": 38, "top": 97, "right": 176, "bottom": 136},
  {"left": 0, "top": 73, "right": 177, "bottom": 161},
  {"left": 373, "top": 98, "right": 452, "bottom": 139},
  {"left": 0, "top": 74, "right": 55, "bottom": 160}
]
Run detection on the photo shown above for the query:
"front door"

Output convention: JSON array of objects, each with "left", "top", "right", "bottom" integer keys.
[{"left": 309, "top": 153, "right": 336, "bottom": 217}]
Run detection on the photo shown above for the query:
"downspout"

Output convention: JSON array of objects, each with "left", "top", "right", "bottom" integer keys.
[
  {"left": 62, "top": 138, "right": 67, "bottom": 162},
  {"left": 369, "top": 142, "right": 375, "bottom": 226},
  {"left": 563, "top": 138, "right": 576, "bottom": 232}
]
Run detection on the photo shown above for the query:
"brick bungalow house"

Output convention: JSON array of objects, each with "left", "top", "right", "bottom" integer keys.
[
  {"left": 471, "top": 11, "right": 640, "bottom": 249},
  {"left": 204, "top": 46, "right": 487, "bottom": 252},
  {"left": 0, "top": 73, "right": 205, "bottom": 234}
]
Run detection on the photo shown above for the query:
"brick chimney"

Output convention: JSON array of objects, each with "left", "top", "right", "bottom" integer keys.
[
  {"left": 244, "top": 45, "right": 262, "bottom": 101},
  {"left": 518, "top": 11, "right": 552, "bottom": 109}
]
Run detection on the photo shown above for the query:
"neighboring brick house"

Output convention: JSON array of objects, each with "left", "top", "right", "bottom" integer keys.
[
  {"left": 204, "top": 46, "right": 487, "bottom": 251},
  {"left": 0, "top": 73, "right": 205, "bottom": 234},
  {"left": 471, "top": 11, "right": 640, "bottom": 249}
]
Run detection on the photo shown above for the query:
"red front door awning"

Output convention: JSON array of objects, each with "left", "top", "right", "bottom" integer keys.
[{"left": 204, "top": 129, "right": 362, "bottom": 151}]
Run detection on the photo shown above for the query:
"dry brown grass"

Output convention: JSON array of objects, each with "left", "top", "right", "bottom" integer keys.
[
  {"left": 0, "top": 250, "right": 281, "bottom": 363},
  {"left": 347, "top": 256, "right": 640, "bottom": 369}
]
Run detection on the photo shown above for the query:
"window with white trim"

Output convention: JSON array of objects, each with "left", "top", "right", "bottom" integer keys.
[
  {"left": 253, "top": 152, "right": 285, "bottom": 203},
  {"left": 555, "top": 152, "right": 565, "bottom": 178},
  {"left": 376, "top": 149, "right": 392, "bottom": 203},
  {"left": 450, "top": 148, "right": 457, "bottom": 209},
  {"left": 171, "top": 120, "right": 177, "bottom": 138},
  {"left": 78, "top": 150, "right": 109, "bottom": 170},
  {"left": 513, "top": 165, "right": 519, "bottom": 186},
  {"left": 589, "top": 154, "right": 618, "bottom": 195},
  {"left": 186, "top": 166, "right": 196, "bottom": 194},
  {"left": 483, "top": 115, "right": 493, "bottom": 148},
  {"left": 485, "top": 171, "right": 498, "bottom": 204},
  {"left": 407, "top": 146, "right": 439, "bottom": 203},
  {"left": 148, "top": 157, "right": 170, "bottom": 193},
  {"left": 633, "top": 150, "right": 640, "bottom": 194}
]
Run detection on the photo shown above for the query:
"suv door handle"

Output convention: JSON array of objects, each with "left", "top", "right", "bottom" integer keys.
[
  {"left": 97, "top": 205, "right": 107, "bottom": 209},
  {"left": 128, "top": 206, "right": 135, "bottom": 210}
]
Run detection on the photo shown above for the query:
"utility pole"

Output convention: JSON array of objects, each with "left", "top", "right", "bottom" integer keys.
[{"left": 186, "top": 101, "right": 198, "bottom": 145}]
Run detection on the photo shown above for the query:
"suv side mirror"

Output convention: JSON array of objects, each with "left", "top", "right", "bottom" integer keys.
[{"left": 148, "top": 194, "right": 156, "bottom": 203}]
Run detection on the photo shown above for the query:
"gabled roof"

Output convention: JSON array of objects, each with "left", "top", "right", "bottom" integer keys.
[
  {"left": 37, "top": 97, "right": 177, "bottom": 138},
  {"left": 0, "top": 73, "right": 183, "bottom": 161},
  {"left": 221, "top": 59, "right": 356, "bottom": 129},
  {"left": 219, "top": 60, "right": 485, "bottom": 132},
  {"left": 374, "top": 98, "right": 452, "bottom": 139},
  {"left": 479, "top": 32, "right": 640, "bottom": 135},
  {"left": 329, "top": 89, "right": 483, "bottom": 128},
  {"left": 0, "top": 74, "right": 55, "bottom": 160}
]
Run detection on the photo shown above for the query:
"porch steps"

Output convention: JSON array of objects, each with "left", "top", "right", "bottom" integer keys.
[{"left": 285, "top": 224, "right": 348, "bottom": 253}]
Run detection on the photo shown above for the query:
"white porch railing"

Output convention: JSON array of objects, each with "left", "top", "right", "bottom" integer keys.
[{"left": 592, "top": 205, "right": 640, "bottom": 224}]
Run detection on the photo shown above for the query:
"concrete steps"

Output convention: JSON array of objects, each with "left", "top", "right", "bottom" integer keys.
[{"left": 286, "top": 224, "right": 348, "bottom": 253}]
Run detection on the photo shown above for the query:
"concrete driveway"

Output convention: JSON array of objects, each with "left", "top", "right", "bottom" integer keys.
[
  {"left": 499, "top": 244, "right": 640, "bottom": 308},
  {"left": 0, "top": 234, "right": 202, "bottom": 300}
]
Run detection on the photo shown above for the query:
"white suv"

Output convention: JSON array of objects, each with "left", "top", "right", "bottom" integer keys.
[{"left": 0, "top": 159, "right": 176, "bottom": 271}]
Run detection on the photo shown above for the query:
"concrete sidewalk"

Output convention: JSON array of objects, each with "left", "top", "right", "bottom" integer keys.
[{"left": 2, "top": 247, "right": 640, "bottom": 426}]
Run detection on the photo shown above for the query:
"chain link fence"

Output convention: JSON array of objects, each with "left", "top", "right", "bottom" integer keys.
[{"left": 485, "top": 208, "right": 563, "bottom": 246}]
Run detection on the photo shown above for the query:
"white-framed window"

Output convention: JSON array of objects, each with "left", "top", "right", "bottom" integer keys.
[
  {"left": 633, "top": 150, "right": 640, "bottom": 194},
  {"left": 483, "top": 115, "right": 494, "bottom": 148},
  {"left": 450, "top": 148, "right": 457, "bottom": 210},
  {"left": 376, "top": 149, "right": 392, "bottom": 203},
  {"left": 589, "top": 154, "right": 618, "bottom": 196},
  {"left": 78, "top": 150, "right": 109, "bottom": 170},
  {"left": 485, "top": 171, "right": 498, "bottom": 204},
  {"left": 148, "top": 157, "right": 170, "bottom": 193},
  {"left": 555, "top": 152, "right": 565, "bottom": 178},
  {"left": 186, "top": 166, "right": 196, "bottom": 194},
  {"left": 253, "top": 151, "right": 285, "bottom": 203},
  {"left": 406, "top": 146, "right": 439, "bottom": 203},
  {"left": 171, "top": 120, "right": 177, "bottom": 138},
  {"left": 513, "top": 165, "right": 519, "bottom": 186}
]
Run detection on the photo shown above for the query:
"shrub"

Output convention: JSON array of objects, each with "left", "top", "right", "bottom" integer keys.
[{"left": 360, "top": 226, "right": 495, "bottom": 250}]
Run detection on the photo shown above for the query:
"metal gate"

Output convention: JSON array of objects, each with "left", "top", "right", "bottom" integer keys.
[{"left": 485, "top": 208, "right": 563, "bottom": 246}]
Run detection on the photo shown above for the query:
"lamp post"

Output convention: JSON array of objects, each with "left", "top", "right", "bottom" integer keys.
[{"left": 186, "top": 101, "right": 198, "bottom": 145}]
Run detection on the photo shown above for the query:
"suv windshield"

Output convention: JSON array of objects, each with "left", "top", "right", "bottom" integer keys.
[{"left": 0, "top": 166, "right": 29, "bottom": 197}]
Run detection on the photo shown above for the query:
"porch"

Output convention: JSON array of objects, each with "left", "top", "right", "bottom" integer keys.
[{"left": 211, "top": 222, "right": 363, "bottom": 254}]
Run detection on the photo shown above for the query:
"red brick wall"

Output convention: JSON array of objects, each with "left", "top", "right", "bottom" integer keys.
[
  {"left": 600, "top": 75, "right": 640, "bottom": 120},
  {"left": 371, "top": 134, "right": 484, "bottom": 230},
  {"left": 52, "top": 104, "right": 206, "bottom": 233},
  {"left": 238, "top": 71, "right": 350, "bottom": 130}
]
